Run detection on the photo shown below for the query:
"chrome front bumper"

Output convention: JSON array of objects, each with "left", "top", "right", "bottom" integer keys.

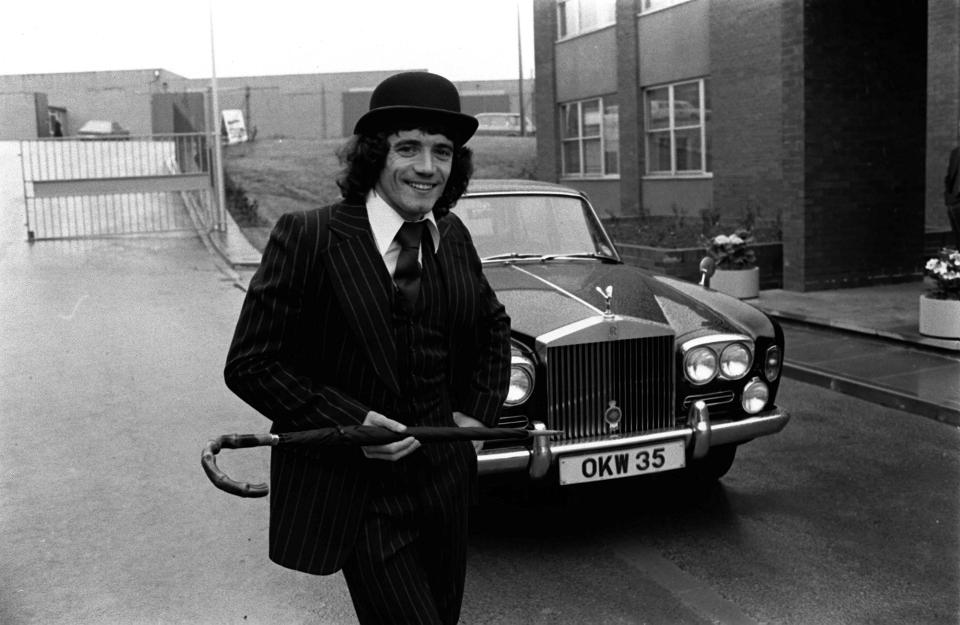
[{"left": 477, "top": 401, "right": 790, "bottom": 479}]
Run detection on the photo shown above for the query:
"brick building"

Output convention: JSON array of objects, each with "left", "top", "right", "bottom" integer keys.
[{"left": 534, "top": 0, "right": 955, "bottom": 291}]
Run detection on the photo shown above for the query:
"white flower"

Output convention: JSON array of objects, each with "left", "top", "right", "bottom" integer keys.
[
  {"left": 926, "top": 258, "right": 939, "bottom": 271},
  {"left": 728, "top": 235, "right": 744, "bottom": 245},
  {"left": 713, "top": 235, "right": 730, "bottom": 245}
]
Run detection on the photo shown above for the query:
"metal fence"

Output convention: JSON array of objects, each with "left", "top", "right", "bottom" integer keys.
[{"left": 19, "top": 133, "right": 222, "bottom": 241}]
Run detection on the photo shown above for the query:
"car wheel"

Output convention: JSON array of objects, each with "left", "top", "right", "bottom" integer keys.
[{"left": 686, "top": 443, "right": 737, "bottom": 483}]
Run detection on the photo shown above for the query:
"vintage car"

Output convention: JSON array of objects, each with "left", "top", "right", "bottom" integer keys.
[
  {"left": 455, "top": 179, "right": 789, "bottom": 487},
  {"left": 475, "top": 112, "right": 536, "bottom": 136}
]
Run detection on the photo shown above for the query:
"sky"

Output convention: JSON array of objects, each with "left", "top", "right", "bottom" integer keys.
[{"left": 0, "top": 0, "right": 536, "bottom": 82}]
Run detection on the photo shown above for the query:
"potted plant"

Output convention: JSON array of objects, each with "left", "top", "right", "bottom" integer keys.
[
  {"left": 701, "top": 228, "right": 759, "bottom": 299},
  {"left": 919, "top": 247, "right": 960, "bottom": 339}
]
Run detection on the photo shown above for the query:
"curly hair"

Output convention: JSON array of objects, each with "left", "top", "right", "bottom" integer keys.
[{"left": 336, "top": 125, "right": 474, "bottom": 218}]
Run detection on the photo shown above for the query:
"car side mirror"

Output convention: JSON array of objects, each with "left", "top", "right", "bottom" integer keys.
[{"left": 699, "top": 256, "right": 716, "bottom": 288}]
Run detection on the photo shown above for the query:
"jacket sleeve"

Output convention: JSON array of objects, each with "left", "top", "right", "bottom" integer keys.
[
  {"left": 450, "top": 219, "right": 512, "bottom": 427},
  {"left": 224, "top": 212, "right": 369, "bottom": 431}
]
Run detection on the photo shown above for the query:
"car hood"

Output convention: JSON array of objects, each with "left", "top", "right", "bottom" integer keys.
[{"left": 485, "top": 261, "right": 777, "bottom": 342}]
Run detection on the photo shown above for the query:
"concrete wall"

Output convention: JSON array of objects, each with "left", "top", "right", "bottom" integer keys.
[
  {"left": 0, "top": 93, "right": 46, "bottom": 139},
  {"left": 0, "top": 69, "right": 534, "bottom": 142},
  {"left": 0, "top": 69, "right": 177, "bottom": 136}
]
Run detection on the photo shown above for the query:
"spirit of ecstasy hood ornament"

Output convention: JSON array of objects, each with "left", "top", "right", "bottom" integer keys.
[{"left": 595, "top": 285, "right": 613, "bottom": 317}]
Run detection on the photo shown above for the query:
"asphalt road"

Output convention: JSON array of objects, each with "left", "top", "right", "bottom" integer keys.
[{"left": 465, "top": 378, "right": 959, "bottom": 625}]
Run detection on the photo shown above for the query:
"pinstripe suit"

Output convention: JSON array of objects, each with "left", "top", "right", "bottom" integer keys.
[{"left": 224, "top": 201, "right": 510, "bottom": 622}]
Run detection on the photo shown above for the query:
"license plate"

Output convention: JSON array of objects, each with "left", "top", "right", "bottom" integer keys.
[{"left": 558, "top": 440, "right": 686, "bottom": 486}]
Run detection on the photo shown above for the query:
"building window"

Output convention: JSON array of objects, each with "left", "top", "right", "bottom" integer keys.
[
  {"left": 639, "top": 0, "right": 695, "bottom": 15},
  {"left": 557, "top": 0, "right": 616, "bottom": 39},
  {"left": 561, "top": 97, "right": 619, "bottom": 178},
  {"left": 644, "top": 78, "right": 711, "bottom": 175}
]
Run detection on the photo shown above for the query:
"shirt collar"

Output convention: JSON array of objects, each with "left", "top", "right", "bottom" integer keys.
[{"left": 366, "top": 189, "right": 441, "bottom": 253}]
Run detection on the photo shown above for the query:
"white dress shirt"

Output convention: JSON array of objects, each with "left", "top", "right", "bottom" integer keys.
[{"left": 366, "top": 189, "right": 441, "bottom": 278}]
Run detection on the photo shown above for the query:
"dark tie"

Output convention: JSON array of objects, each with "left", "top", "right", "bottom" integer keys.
[{"left": 393, "top": 220, "right": 426, "bottom": 314}]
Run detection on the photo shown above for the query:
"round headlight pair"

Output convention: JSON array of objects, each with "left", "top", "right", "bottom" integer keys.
[
  {"left": 505, "top": 346, "right": 535, "bottom": 406},
  {"left": 683, "top": 342, "right": 753, "bottom": 385}
]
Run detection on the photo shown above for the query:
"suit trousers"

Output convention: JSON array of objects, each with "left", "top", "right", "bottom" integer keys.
[{"left": 341, "top": 453, "right": 470, "bottom": 625}]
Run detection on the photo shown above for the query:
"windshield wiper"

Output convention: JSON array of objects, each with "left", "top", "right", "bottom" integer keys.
[
  {"left": 538, "top": 253, "right": 618, "bottom": 262},
  {"left": 482, "top": 253, "right": 543, "bottom": 261}
]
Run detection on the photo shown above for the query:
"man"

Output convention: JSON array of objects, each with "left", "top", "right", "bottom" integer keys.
[{"left": 224, "top": 71, "right": 511, "bottom": 624}]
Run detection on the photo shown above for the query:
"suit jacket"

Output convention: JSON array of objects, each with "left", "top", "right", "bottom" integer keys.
[{"left": 224, "top": 201, "right": 511, "bottom": 574}]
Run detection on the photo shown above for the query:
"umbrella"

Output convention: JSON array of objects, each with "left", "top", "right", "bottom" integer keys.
[{"left": 201, "top": 425, "right": 562, "bottom": 498}]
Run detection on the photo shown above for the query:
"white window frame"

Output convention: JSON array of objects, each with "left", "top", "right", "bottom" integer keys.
[
  {"left": 560, "top": 97, "right": 619, "bottom": 179},
  {"left": 639, "top": 0, "right": 696, "bottom": 16},
  {"left": 643, "top": 78, "right": 711, "bottom": 177},
  {"left": 557, "top": 0, "right": 617, "bottom": 40}
]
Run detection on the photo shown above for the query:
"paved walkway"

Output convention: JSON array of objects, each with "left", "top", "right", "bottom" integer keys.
[{"left": 752, "top": 285, "right": 960, "bottom": 426}]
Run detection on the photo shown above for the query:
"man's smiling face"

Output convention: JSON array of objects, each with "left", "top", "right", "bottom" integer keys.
[{"left": 376, "top": 129, "right": 454, "bottom": 220}]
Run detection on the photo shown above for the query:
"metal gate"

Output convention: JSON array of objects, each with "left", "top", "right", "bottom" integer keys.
[{"left": 19, "top": 133, "right": 222, "bottom": 241}]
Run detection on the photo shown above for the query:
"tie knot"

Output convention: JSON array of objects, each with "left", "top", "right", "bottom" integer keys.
[{"left": 396, "top": 220, "right": 426, "bottom": 249}]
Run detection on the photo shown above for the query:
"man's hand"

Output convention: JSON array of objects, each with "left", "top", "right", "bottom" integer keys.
[
  {"left": 453, "top": 411, "right": 486, "bottom": 453},
  {"left": 361, "top": 411, "right": 420, "bottom": 461}
]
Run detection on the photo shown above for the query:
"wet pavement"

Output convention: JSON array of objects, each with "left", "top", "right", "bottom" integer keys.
[{"left": 753, "top": 286, "right": 960, "bottom": 426}]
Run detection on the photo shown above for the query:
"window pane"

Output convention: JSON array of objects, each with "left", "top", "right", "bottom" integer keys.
[
  {"left": 646, "top": 88, "right": 669, "bottom": 130},
  {"left": 599, "top": 0, "right": 617, "bottom": 24},
  {"left": 562, "top": 140, "right": 581, "bottom": 174},
  {"left": 603, "top": 103, "right": 619, "bottom": 174},
  {"left": 561, "top": 104, "right": 579, "bottom": 139},
  {"left": 673, "top": 82, "right": 700, "bottom": 127},
  {"left": 674, "top": 128, "right": 702, "bottom": 171},
  {"left": 647, "top": 132, "right": 671, "bottom": 172},
  {"left": 558, "top": 0, "right": 576, "bottom": 37},
  {"left": 583, "top": 139, "right": 602, "bottom": 174},
  {"left": 582, "top": 100, "right": 601, "bottom": 136},
  {"left": 580, "top": 0, "right": 616, "bottom": 30}
]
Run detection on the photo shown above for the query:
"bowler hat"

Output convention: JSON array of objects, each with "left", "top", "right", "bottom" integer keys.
[{"left": 353, "top": 71, "right": 478, "bottom": 145}]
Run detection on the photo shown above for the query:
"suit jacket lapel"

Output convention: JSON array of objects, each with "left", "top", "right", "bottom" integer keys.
[{"left": 325, "top": 203, "right": 401, "bottom": 395}]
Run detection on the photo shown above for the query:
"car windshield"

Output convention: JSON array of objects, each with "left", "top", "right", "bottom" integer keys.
[{"left": 454, "top": 194, "right": 618, "bottom": 262}]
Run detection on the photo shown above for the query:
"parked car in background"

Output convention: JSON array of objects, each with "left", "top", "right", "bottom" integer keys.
[
  {"left": 455, "top": 179, "right": 789, "bottom": 488},
  {"left": 475, "top": 112, "right": 536, "bottom": 136},
  {"left": 76, "top": 120, "right": 130, "bottom": 139}
]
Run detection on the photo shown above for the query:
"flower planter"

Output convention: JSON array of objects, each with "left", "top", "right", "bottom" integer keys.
[
  {"left": 918, "top": 295, "right": 960, "bottom": 339},
  {"left": 711, "top": 267, "right": 760, "bottom": 299}
]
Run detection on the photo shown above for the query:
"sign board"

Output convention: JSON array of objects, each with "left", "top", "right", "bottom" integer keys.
[{"left": 221, "top": 109, "right": 248, "bottom": 144}]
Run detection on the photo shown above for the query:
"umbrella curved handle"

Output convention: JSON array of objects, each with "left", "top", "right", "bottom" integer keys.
[{"left": 201, "top": 433, "right": 278, "bottom": 498}]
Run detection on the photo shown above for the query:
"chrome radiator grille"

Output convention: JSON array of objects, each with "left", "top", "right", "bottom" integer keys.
[{"left": 545, "top": 335, "right": 675, "bottom": 441}]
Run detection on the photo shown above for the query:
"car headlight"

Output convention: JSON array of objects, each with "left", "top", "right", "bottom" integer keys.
[
  {"left": 764, "top": 345, "right": 782, "bottom": 381},
  {"left": 720, "top": 342, "right": 752, "bottom": 379},
  {"left": 741, "top": 378, "right": 769, "bottom": 414},
  {"left": 684, "top": 346, "right": 718, "bottom": 385},
  {"left": 505, "top": 346, "right": 535, "bottom": 406}
]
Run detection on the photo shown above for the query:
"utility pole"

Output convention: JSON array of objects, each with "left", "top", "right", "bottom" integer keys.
[
  {"left": 517, "top": 1, "right": 526, "bottom": 137},
  {"left": 209, "top": 0, "right": 226, "bottom": 231}
]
